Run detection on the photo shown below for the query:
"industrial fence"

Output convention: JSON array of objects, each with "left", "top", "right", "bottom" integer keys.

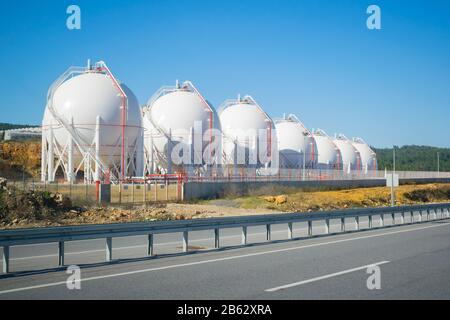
[
  {"left": 184, "top": 168, "right": 450, "bottom": 182},
  {"left": 4, "top": 169, "right": 450, "bottom": 206},
  {"left": 5, "top": 179, "right": 183, "bottom": 206}
]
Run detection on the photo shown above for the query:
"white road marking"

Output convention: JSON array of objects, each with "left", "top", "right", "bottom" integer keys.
[
  {"left": 0, "top": 221, "right": 447, "bottom": 295},
  {"left": 265, "top": 261, "right": 390, "bottom": 292}
]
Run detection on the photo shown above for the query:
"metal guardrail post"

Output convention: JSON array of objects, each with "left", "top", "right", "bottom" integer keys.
[
  {"left": 308, "top": 221, "right": 313, "bottom": 236},
  {"left": 410, "top": 211, "right": 414, "bottom": 223},
  {"left": 419, "top": 210, "right": 423, "bottom": 222},
  {"left": 183, "top": 231, "right": 189, "bottom": 252},
  {"left": 242, "top": 226, "right": 247, "bottom": 245},
  {"left": 369, "top": 215, "right": 373, "bottom": 228},
  {"left": 288, "top": 222, "right": 293, "bottom": 239},
  {"left": 214, "top": 228, "right": 220, "bottom": 249},
  {"left": 379, "top": 214, "right": 384, "bottom": 227},
  {"left": 355, "top": 216, "right": 360, "bottom": 230},
  {"left": 106, "top": 237, "right": 112, "bottom": 261},
  {"left": 391, "top": 212, "right": 395, "bottom": 225},
  {"left": 325, "top": 219, "right": 330, "bottom": 234},
  {"left": 340, "top": 217, "right": 345, "bottom": 232},
  {"left": 58, "top": 241, "right": 65, "bottom": 266},
  {"left": 426, "top": 209, "right": 430, "bottom": 221},
  {"left": 2, "top": 246, "right": 9, "bottom": 274},
  {"left": 401, "top": 211, "right": 405, "bottom": 224},
  {"left": 266, "top": 224, "right": 271, "bottom": 241},
  {"left": 147, "top": 234, "right": 154, "bottom": 256}
]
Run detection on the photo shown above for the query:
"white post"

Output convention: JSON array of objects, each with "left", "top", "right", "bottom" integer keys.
[
  {"left": 242, "top": 226, "right": 247, "bottom": 245},
  {"left": 182, "top": 231, "right": 188, "bottom": 252},
  {"left": 149, "top": 135, "right": 155, "bottom": 174},
  {"left": 233, "top": 140, "right": 238, "bottom": 177},
  {"left": 167, "top": 129, "right": 172, "bottom": 174},
  {"left": 41, "top": 131, "right": 47, "bottom": 182},
  {"left": 135, "top": 127, "right": 144, "bottom": 177},
  {"left": 288, "top": 222, "right": 293, "bottom": 239},
  {"left": 106, "top": 237, "right": 112, "bottom": 261},
  {"left": 188, "top": 126, "right": 194, "bottom": 175},
  {"left": 325, "top": 219, "right": 330, "bottom": 234},
  {"left": 58, "top": 241, "right": 65, "bottom": 266},
  {"left": 147, "top": 234, "right": 154, "bottom": 256},
  {"left": 48, "top": 126, "right": 54, "bottom": 182},
  {"left": 67, "top": 131, "right": 74, "bottom": 183},
  {"left": 214, "top": 228, "right": 220, "bottom": 249},
  {"left": 2, "top": 246, "right": 10, "bottom": 274}
]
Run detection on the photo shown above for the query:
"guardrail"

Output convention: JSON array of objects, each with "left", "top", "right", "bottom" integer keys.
[{"left": 1, "top": 203, "right": 450, "bottom": 274}]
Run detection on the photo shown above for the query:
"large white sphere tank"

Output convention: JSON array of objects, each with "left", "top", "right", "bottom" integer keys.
[
  {"left": 333, "top": 139, "right": 361, "bottom": 171},
  {"left": 143, "top": 82, "right": 221, "bottom": 171},
  {"left": 42, "top": 72, "right": 142, "bottom": 167},
  {"left": 333, "top": 136, "right": 361, "bottom": 171},
  {"left": 219, "top": 96, "right": 277, "bottom": 167},
  {"left": 275, "top": 116, "right": 317, "bottom": 168},
  {"left": 311, "top": 129, "right": 341, "bottom": 170},
  {"left": 352, "top": 138, "right": 377, "bottom": 171}
]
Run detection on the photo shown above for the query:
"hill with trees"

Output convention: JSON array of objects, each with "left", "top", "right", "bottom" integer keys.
[
  {"left": 0, "top": 123, "right": 38, "bottom": 131},
  {"left": 373, "top": 145, "right": 450, "bottom": 172}
]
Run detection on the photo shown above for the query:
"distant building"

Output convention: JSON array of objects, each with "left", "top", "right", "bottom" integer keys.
[{"left": 2, "top": 127, "right": 41, "bottom": 141}]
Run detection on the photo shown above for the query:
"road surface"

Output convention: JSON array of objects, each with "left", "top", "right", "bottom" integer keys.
[{"left": 1, "top": 213, "right": 450, "bottom": 299}]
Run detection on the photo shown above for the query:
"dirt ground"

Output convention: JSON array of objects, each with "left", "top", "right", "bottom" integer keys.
[{"left": 2, "top": 183, "right": 450, "bottom": 229}]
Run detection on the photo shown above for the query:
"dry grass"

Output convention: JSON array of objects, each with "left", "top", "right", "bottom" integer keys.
[{"left": 205, "top": 183, "right": 450, "bottom": 213}]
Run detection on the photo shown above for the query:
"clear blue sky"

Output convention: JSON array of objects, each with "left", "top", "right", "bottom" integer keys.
[{"left": 1, "top": 0, "right": 449, "bottom": 148}]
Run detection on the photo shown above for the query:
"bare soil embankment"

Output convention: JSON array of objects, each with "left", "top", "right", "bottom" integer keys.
[{"left": 1, "top": 179, "right": 450, "bottom": 229}]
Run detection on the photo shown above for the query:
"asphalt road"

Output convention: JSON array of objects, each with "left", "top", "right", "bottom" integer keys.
[{"left": 1, "top": 213, "right": 450, "bottom": 299}]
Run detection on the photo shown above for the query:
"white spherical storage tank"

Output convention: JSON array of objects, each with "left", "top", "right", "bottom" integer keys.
[
  {"left": 275, "top": 114, "right": 317, "bottom": 169},
  {"left": 311, "top": 129, "right": 342, "bottom": 170},
  {"left": 219, "top": 95, "right": 277, "bottom": 174},
  {"left": 352, "top": 137, "right": 377, "bottom": 173},
  {"left": 143, "top": 81, "right": 221, "bottom": 175},
  {"left": 41, "top": 61, "right": 144, "bottom": 183},
  {"left": 333, "top": 134, "right": 361, "bottom": 172}
]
